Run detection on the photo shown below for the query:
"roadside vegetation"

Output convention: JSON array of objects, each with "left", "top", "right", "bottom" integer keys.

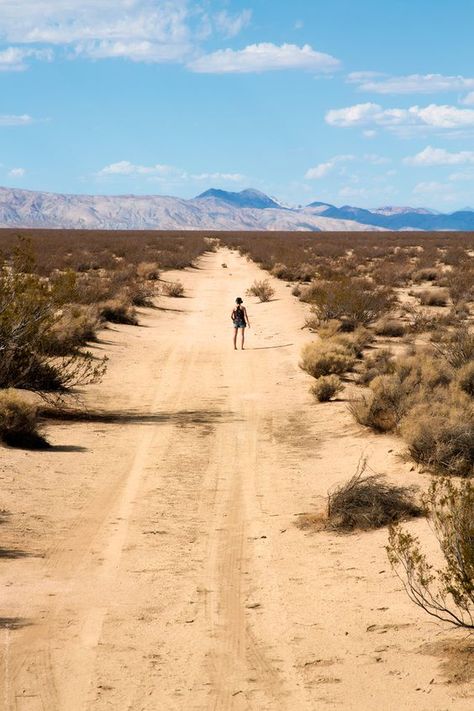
[{"left": 0, "top": 230, "right": 211, "bottom": 446}]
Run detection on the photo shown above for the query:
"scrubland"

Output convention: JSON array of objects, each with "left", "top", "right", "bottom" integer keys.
[{"left": 0, "top": 228, "right": 473, "bottom": 709}]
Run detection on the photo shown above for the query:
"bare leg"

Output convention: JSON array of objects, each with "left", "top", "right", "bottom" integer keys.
[
  {"left": 241, "top": 327, "right": 245, "bottom": 350},
  {"left": 233, "top": 328, "right": 238, "bottom": 350}
]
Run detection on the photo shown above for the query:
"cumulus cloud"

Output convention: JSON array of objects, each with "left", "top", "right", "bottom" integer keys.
[
  {"left": 188, "top": 42, "right": 340, "bottom": 74},
  {"left": 326, "top": 102, "right": 474, "bottom": 132},
  {"left": 348, "top": 72, "right": 474, "bottom": 94},
  {"left": 0, "top": 46, "right": 53, "bottom": 71},
  {"left": 305, "top": 154, "right": 354, "bottom": 179},
  {"left": 404, "top": 146, "right": 474, "bottom": 166},
  {"left": 0, "top": 114, "right": 34, "bottom": 126},
  {"left": 8, "top": 167, "right": 25, "bottom": 177}
]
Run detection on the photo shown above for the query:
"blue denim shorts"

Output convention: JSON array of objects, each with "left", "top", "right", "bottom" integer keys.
[{"left": 233, "top": 320, "right": 246, "bottom": 329}]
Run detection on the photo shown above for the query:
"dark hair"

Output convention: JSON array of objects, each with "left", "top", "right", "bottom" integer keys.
[{"left": 236, "top": 297, "right": 243, "bottom": 304}]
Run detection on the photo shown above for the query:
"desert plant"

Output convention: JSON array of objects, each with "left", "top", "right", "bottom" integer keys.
[
  {"left": 42, "top": 305, "right": 101, "bottom": 355},
  {"left": 291, "top": 284, "right": 302, "bottom": 297},
  {"left": 300, "top": 341, "right": 356, "bottom": 379},
  {"left": 305, "top": 278, "right": 395, "bottom": 327},
  {"left": 349, "top": 374, "right": 410, "bottom": 432},
  {"left": 0, "top": 260, "right": 107, "bottom": 396},
  {"left": 400, "top": 392, "right": 474, "bottom": 477},
  {"left": 431, "top": 329, "right": 474, "bottom": 368},
  {"left": 0, "top": 389, "right": 48, "bottom": 448},
  {"left": 136, "top": 261, "right": 160, "bottom": 281},
  {"left": 387, "top": 477, "right": 474, "bottom": 629},
  {"left": 374, "top": 318, "right": 406, "bottom": 337},
  {"left": 358, "top": 348, "right": 395, "bottom": 385},
  {"left": 99, "top": 297, "right": 138, "bottom": 325},
  {"left": 326, "top": 458, "right": 421, "bottom": 531},
  {"left": 128, "top": 279, "right": 155, "bottom": 306},
  {"left": 246, "top": 279, "right": 275, "bottom": 302},
  {"left": 162, "top": 280, "right": 185, "bottom": 297},
  {"left": 311, "top": 375, "right": 344, "bottom": 402},
  {"left": 458, "top": 362, "right": 474, "bottom": 397},
  {"left": 419, "top": 289, "right": 449, "bottom": 307}
]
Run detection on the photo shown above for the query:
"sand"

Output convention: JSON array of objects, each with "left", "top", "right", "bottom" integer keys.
[{"left": 0, "top": 248, "right": 472, "bottom": 710}]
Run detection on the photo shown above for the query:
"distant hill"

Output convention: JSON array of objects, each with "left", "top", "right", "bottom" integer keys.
[{"left": 0, "top": 185, "right": 473, "bottom": 231}]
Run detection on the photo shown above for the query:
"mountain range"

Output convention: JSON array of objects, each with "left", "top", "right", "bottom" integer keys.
[{"left": 1, "top": 185, "right": 474, "bottom": 231}]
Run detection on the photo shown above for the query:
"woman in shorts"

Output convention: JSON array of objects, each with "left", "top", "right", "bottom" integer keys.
[{"left": 231, "top": 297, "right": 250, "bottom": 350}]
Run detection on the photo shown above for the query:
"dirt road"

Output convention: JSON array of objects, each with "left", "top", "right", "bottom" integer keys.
[{"left": 0, "top": 248, "right": 472, "bottom": 710}]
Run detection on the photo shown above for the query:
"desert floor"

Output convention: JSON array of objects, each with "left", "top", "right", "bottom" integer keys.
[{"left": 0, "top": 248, "right": 472, "bottom": 710}]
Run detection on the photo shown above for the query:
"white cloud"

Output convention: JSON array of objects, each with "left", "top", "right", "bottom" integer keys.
[
  {"left": 413, "top": 181, "right": 448, "bottom": 194},
  {"left": 98, "top": 161, "right": 183, "bottom": 177},
  {"left": 448, "top": 170, "right": 474, "bottom": 182},
  {"left": 0, "top": 114, "right": 34, "bottom": 126},
  {"left": 404, "top": 146, "right": 474, "bottom": 166},
  {"left": 460, "top": 91, "right": 474, "bottom": 105},
  {"left": 0, "top": 1, "right": 195, "bottom": 63},
  {"left": 191, "top": 172, "right": 245, "bottom": 181},
  {"left": 188, "top": 42, "right": 340, "bottom": 74},
  {"left": 348, "top": 72, "right": 474, "bottom": 94},
  {"left": 97, "top": 161, "right": 245, "bottom": 184},
  {"left": 214, "top": 10, "right": 252, "bottom": 38},
  {"left": 305, "top": 154, "right": 354, "bottom": 179},
  {"left": 0, "top": 46, "right": 53, "bottom": 71},
  {"left": 8, "top": 167, "right": 25, "bottom": 177},
  {"left": 326, "top": 102, "right": 474, "bottom": 132}
]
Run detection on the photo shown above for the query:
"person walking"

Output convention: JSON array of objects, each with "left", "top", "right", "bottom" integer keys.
[{"left": 231, "top": 297, "right": 250, "bottom": 350}]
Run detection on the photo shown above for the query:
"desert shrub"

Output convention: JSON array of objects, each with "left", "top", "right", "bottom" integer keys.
[
  {"left": 221, "top": 263, "right": 228, "bottom": 269},
  {"left": 317, "top": 319, "right": 343, "bottom": 339},
  {"left": 136, "top": 261, "right": 160, "bottom": 281},
  {"left": 162, "top": 280, "right": 185, "bottom": 297},
  {"left": 311, "top": 375, "right": 344, "bottom": 402},
  {"left": 128, "top": 279, "right": 155, "bottom": 306},
  {"left": 99, "top": 296, "right": 138, "bottom": 325},
  {"left": 300, "top": 341, "right": 356, "bottom": 379},
  {"left": 301, "top": 277, "right": 395, "bottom": 327},
  {"left": 0, "top": 389, "right": 48, "bottom": 448},
  {"left": 349, "top": 374, "right": 410, "bottom": 432},
  {"left": 374, "top": 318, "right": 406, "bottom": 337},
  {"left": 458, "top": 362, "right": 474, "bottom": 397},
  {"left": 291, "top": 284, "right": 302, "bottom": 297},
  {"left": 418, "top": 289, "right": 449, "bottom": 307},
  {"left": 400, "top": 392, "right": 474, "bottom": 477},
  {"left": 42, "top": 305, "right": 101, "bottom": 355},
  {"left": 394, "top": 352, "right": 453, "bottom": 390},
  {"left": 326, "top": 458, "right": 421, "bottom": 531},
  {"left": 0, "top": 261, "right": 107, "bottom": 396},
  {"left": 358, "top": 348, "right": 395, "bottom": 385},
  {"left": 387, "top": 477, "right": 474, "bottom": 629},
  {"left": 431, "top": 329, "right": 474, "bottom": 368},
  {"left": 271, "top": 263, "right": 292, "bottom": 280},
  {"left": 412, "top": 267, "right": 440, "bottom": 283},
  {"left": 246, "top": 279, "right": 275, "bottom": 302},
  {"left": 447, "top": 267, "right": 474, "bottom": 304},
  {"left": 331, "top": 327, "right": 374, "bottom": 358}
]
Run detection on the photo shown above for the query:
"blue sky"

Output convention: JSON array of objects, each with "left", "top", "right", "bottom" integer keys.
[{"left": 2, "top": 0, "right": 474, "bottom": 209}]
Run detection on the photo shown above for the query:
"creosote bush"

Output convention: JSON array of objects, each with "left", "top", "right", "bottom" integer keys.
[
  {"left": 400, "top": 391, "right": 474, "bottom": 477},
  {"left": 387, "top": 477, "right": 474, "bottom": 629},
  {"left": 246, "top": 279, "right": 275, "bottom": 302},
  {"left": 458, "top": 362, "right": 474, "bottom": 397},
  {"left": 325, "top": 458, "right": 421, "bottom": 531},
  {"left": 0, "top": 389, "right": 48, "bottom": 449},
  {"left": 300, "top": 340, "right": 356, "bottom": 379},
  {"left": 310, "top": 374, "right": 343, "bottom": 402},
  {"left": 419, "top": 288, "right": 449, "bottom": 307},
  {"left": 162, "top": 280, "right": 185, "bottom": 297},
  {"left": 99, "top": 297, "right": 138, "bottom": 325},
  {"left": 300, "top": 277, "right": 395, "bottom": 327},
  {"left": 374, "top": 318, "right": 406, "bottom": 337},
  {"left": 349, "top": 374, "right": 410, "bottom": 433}
]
